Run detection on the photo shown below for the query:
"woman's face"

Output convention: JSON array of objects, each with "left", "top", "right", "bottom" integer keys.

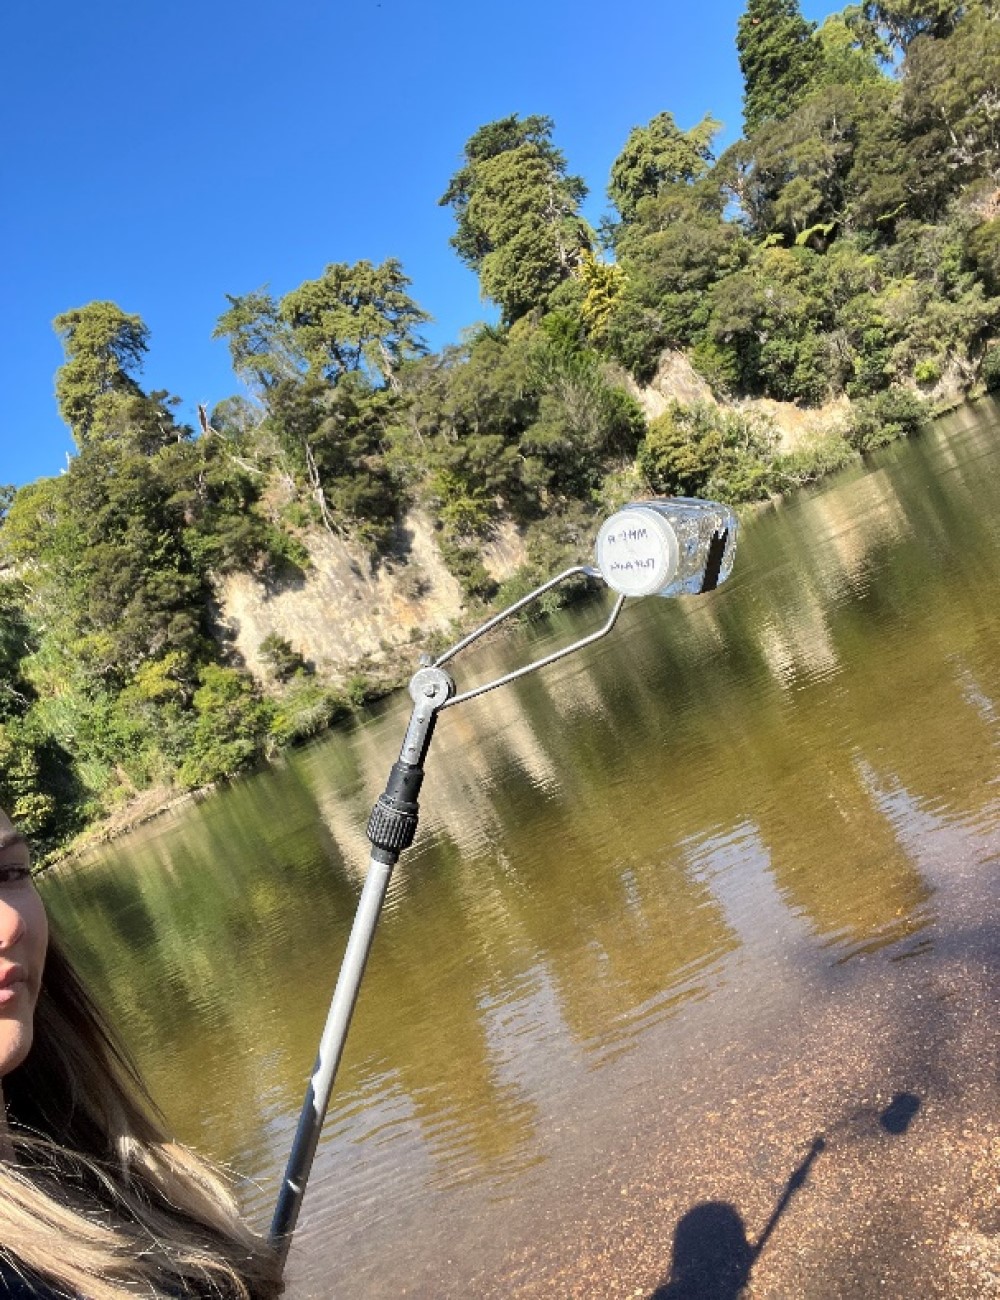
[{"left": 0, "top": 808, "right": 48, "bottom": 1076}]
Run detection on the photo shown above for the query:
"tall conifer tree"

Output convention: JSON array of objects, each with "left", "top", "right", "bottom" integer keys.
[
  {"left": 440, "top": 115, "right": 591, "bottom": 323},
  {"left": 736, "top": 0, "right": 822, "bottom": 134},
  {"left": 53, "top": 303, "right": 149, "bottom": 447}
]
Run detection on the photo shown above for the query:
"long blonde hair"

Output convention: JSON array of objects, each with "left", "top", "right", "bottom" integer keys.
[{"left": 1, "top": 935, "right": 284, "bottom": 1299}]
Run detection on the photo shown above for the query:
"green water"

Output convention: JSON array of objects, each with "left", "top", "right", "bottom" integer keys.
[{"left": 42, "top": 398, "right": 1000, "bottom": 1297}]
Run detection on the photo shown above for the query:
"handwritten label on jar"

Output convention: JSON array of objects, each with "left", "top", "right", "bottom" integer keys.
[{"left": 596, "top": 509, "right": 677, "bottom": 596}]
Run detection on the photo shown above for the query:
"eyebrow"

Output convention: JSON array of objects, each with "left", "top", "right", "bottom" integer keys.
[{"left": 0, "top": 831, "right": 29, "bottom": 852}]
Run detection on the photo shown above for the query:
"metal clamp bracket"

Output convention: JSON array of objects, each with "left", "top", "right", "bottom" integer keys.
[{"left": 432, "top": 565, "right": 626, "bottom": 710}]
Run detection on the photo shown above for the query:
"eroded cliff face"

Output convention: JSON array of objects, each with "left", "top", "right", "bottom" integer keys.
[
  {"left": 624, "top": 350, "right": 717, "bottom": 419},
  {"left": 625, "top": 348, "right": 852, "bottom": 450},
  {"left": 212, "top": 349, "right": 869, "bottom": 684},
  {"left": 214, "top": 511, "right": 527, "bottom": 681}
]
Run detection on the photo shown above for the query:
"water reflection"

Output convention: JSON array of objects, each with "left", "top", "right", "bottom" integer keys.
[{"left": 40, "top": 400, "right": 1000, "bottom": 1292}]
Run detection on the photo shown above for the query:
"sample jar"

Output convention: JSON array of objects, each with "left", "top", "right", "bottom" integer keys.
[{"left": 595, "top": 498, "right": 738, "bottom": 598}]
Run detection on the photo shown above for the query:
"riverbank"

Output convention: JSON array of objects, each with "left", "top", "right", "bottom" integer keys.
[{"left": 50, "top": 386, "right": 996, "bottom": 866}]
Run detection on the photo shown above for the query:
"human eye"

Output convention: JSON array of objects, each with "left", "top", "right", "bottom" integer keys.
[
  {"left": 0, "top": 864, "right": 32, "bottom": 884},
  {"left": 0, "top": 834, "right": 32, "bottom": 882}
]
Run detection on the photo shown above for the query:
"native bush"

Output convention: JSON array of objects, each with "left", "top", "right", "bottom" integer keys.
[
  {"left": 267, "top": 673, "right": 351, "bottom": 748},
  {"left": 843, "top": 388, "right": 927, "bottom": 453},
  {"left": 178, "top": 666, "right": 273, "bottom": 788},
  {"left": 638, "top": 403, "right": 724, "bottom": 497},
  {"left": 982, "top": 347, "right": 1000, "bottom": 392},
  {"left": 259, "top": 633, "right": 308, "bottom": 683}
]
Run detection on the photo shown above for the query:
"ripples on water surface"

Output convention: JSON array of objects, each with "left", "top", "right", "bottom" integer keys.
[{"left": 43, "top": 400, "right": 1000, "bottom": 1297}]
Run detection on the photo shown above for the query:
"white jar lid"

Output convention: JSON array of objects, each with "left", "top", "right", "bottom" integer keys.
[{"left": 595, "top": 506, "right": 679, "bottom": 597}]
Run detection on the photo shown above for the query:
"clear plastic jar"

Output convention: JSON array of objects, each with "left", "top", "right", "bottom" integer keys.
[{"left": 595, "top": 498, "right": 738, "bottom": 598}]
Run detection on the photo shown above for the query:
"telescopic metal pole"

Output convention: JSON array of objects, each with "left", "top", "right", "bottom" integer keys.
[
  {"left": 269, "top": 570, "right": 626, "bottom": 1266},
  {"left": 269, "top": 663, "right": 455, "bottom": 1263},
  {"left": 268, "top": 500, "right": 739, "bottom": 1269}
]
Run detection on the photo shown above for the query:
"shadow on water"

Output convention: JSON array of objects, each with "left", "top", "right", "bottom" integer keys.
[
  {"left": 650, "top": 1093, "right": 922, "bottom": 1299},
  {"left": 649, "top": 1137, "right": 824, "bottom": 1300}
]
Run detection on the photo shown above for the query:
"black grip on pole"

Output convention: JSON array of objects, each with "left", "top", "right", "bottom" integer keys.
[{"left": 366, "top": 761, "right": 425, "bottom": 855}]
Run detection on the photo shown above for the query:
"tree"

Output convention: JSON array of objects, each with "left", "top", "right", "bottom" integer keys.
[
  {"left": 736, "top": 0, "right": 823, "bottom": 134},
  {"left": 522, "top": 322, "right": 647, "bottom": 497},
  {"left": 859, "top": 0, "right": 966, "bottom": 53},
  {"left": 735, "top": 83, "right": 864, "bottom": 240},
  {"left": 603, "top": 178, "right": 748, "bottom": 379},
  {"left": 701, "top": 246, "right": 835, "bottom": 403},
  {"left": 214, "top": 260, "right": 427, "bottom": 549},
  {"left": 53, "top": 302, "right": 149, "bottom": 446},
  {"left": 609, "top": 112, "right": 721, "bottom": 222},
  {"left": 212, "top": 288, "right": 302, "bottom": 394},
  {"left": 613, "top": 182, "right": 749, "bottom": 331},
  {"left": 391, "top": 332, "right": 542, "bottom": 536},
  {"left": 968, "top": 218, "right": 1000, "bottom": 296},
  {"left": 178, "top": 665, "right": 273, "bottom": 788},
  {"left": 279, "top": 258, "right": 428, "bottom": 385},
  {"left": 638, "top": 404, "right": 724, "bottom": 496},
  {"left": 0, "top": 576, "right": 81, "bottom": 846},
  {"left": 840, "top": 79, "right": 916, "bottom": 230},
  {"left": 813, "top": 11, "right": 889, "bottom": 85},
  {"left": 440, "top": 114, "right": 591, "bottom": 322},
  {"left": 578, "top": 250, "right": 627, "bottom": 343},
  {"left": 440, "top": 114, "right": 565, "bottom": 260},
  {"left": 899, "top": 7, "right": 1000, "bottom": 195},
  {"left": 0, "top": 580, "right": 33, "bottom": 723}
]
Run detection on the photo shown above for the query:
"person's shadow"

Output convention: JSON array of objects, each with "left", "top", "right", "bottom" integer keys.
[
  {"left": 650, "top": 1200, "right": 755, "bottom": 1299},
  {"left": 650, "top": 1137, "right": 825, "bottom": 1299},
  {"left": 651, "top": 1092, "right": 921, "bottom": 1298}
]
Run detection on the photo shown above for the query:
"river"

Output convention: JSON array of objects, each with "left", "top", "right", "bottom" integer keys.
[{"left": 42, "top": 398, "right": 1000, "bottom": 1298}]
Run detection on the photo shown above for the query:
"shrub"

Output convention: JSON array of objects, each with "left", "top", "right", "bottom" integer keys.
[
  {"left": 438, "top": 539, "right": 498, "bottom": 603},
  {"left": 603, "top": 295, "right": 667, "bottom": 384},
  {"left": 637, "top": 402, "right": 779, "bottom": 504},
  {"left": 268, "top": 673, "right": 350, "bottom": 748},
  {"left": 0, "top": 720, "right": 56, "bottom": 839},
  {"left": 178, "top": 665, "right": 272, "bottom": 788},
  {"left": 704, "top": 408, "right": 781, "bottom": 503},
  {"left": 770, "top": 433, "right": 855, "bottom": 490},
  {"left": 638, "top": 403, "right": 723, "bottom": 496},
  {"left": 843, "top": 388, "right": 926, "bottom": 453},
  {"left": 982, "top": 347, "right": 1000, "bottom": 393},
  {"left": 689, "top": 338, "right": 742, "bottom": 396},
  {"left": 967, "top": 218, "right": 1000, "bottom": 296},
  {"left": 259, "top": 633, "right": 307, "bottom": 682}
]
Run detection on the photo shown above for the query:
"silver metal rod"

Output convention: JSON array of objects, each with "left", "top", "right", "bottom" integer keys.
[
  {"left": 271, "top": 570, "right": 625, "bottom": 1268},
  {"left": 433, "top": 566, "right": 595, "bottom": 668},
  {"left": 270, "top": 851, "right": 395, "bottom": 1263},
  {"left": 441, "top": 592, "right": 627, "bottom": 709}
]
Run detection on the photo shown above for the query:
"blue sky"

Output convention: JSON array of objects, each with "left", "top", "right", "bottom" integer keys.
[{"left": 1, "top": 0, "right": 836, "bottom": 488}]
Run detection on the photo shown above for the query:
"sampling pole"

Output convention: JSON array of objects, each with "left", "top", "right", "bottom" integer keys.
[
  {"left": 269, "top": 661, "right": 455, "bottom": 1260},
  {"left": 270, "top": 498, "right": 738, "bottom": 1267},
  {"left": 269, "top": 568, "right": 624, "bottom": 1263}
]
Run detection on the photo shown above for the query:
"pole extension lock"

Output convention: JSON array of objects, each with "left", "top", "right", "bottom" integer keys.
[
  {"left": 366, "top": 665, "right": 455, "bottom": 863},
  {"left": 366, "top": 763, "right": 424, "bottom": 857}
]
